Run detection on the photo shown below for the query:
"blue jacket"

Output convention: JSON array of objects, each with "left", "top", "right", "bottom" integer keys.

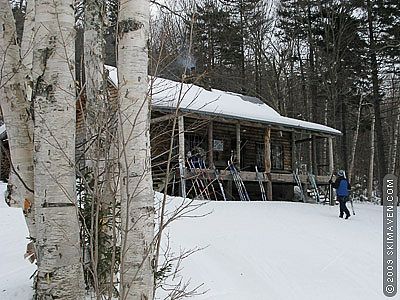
[{"left": 333, "top": 177, "right": 351, "bottom": 197}]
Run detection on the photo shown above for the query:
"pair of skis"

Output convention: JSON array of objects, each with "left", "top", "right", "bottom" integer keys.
[
  {"left": 187, "top": 156, "right": 226, "bottom": 201},
  {"left": 187, "top": 156, "right": 210, "bottom": 200},
  {"left": 308, "top": 173, "right": 321, "bottom": 203},
  {"left": 213, "top": 167, "right": 227, "bottom": 201},
  {"left": 228, "top": 160, "right": 250, "bottom": 201},
  {"left": 255, "top": 166, "right": 267, "bottom": 201},
  {"left": 293, "top": 170, "right": 305, "bottom": 202},
  {"left": 200, "top": 158, "right": 227, "bottom": 201}
]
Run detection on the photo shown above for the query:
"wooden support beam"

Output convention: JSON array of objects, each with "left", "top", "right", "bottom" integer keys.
[
  {"left": 264, "top": 128, "right": 273, "bottom": 200},
  {"left": 236, "top": 123, "right": 241, "bottom": 169},
  {"left": 328, "top": 137, "right": 334, "bottom": 174},
  {"left": 291, "top": 132, "right": 296, "bottom": 171},
  {"left": 264, "top": 128, "right": 271, "bottom": 173},
  {"left": 312, "top": 135, "right": 318, "bottom": 175},
  {"left": 208, "top": 121, "right": 213, "bottom": 167},
  {"left": 328, "top": 137, "right": 334, "bottom": 206},
  {"left": 150, "top": 113, "right": 177, "bottom": 124},
  {"left": 308, "top": 134, "right": 313, "bottom": 173},
  {"left": 178, "top": 115, "right": 186, "bottom": 197}
]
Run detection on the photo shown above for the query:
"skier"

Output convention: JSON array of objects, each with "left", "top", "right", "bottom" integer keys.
[{"left": 329, "top": 170, "right": 351, "bottom": 219}]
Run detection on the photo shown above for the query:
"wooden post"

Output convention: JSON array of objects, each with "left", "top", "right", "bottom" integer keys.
[
  {"left": 264, "top": 128, "right": 273, "bottom": 200},
  {"left": 291, "top": 132, "right": 296, "bottom": 171},
  {"left": 328, "top": 137, "right": 334, "bottom": 206},
  {"left": 236, "top": 123, "right": 241, "bottom": 169},
  {"left": 178, "top": 115, "right": 186, "bottom": 197},
  {"left": 328, "top": 137, "right": 334, "bottom": 175},
  {"left": 312, "top": 135, "right": 318, "bottom": 175},
  {"left": 208, "top": 121, "right": 213, "bottom": 167}
]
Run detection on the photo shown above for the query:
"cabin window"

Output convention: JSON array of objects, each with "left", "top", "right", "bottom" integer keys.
[
  {"left": 213, "top": 139, "right": 224, "bottom": 152},
  {"left": 271, "top": 144, "right": 284, "bottom": 170}
]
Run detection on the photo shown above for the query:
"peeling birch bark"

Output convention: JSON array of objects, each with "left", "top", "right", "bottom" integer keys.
[
  {"left": 32, "top": 0, "right": 84, "bottom": 298},
  {"left": 0, "top": 0, "right": 36, "bottom": 240},
  {"left": 117, "top": 0, "right": 155, "bottom": 299}
]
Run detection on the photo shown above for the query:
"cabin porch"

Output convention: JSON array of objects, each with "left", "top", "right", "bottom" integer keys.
[{"left": 151, "top": 110, "right": 336, "bottom": 204}]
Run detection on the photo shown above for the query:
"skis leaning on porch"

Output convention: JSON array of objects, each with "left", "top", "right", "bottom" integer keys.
[
  {"left": 255, "top": 166, "right": 267, "bottom": 201},
  {"left": 228, "top": 160, "right": 251, "bottom": 201},
  {"left": 199, "top": 159, "right": 218, "bottom": 200},
  {"left": 308, "top": 173, "right": 321, "bottom": 203},
  {"left": 293, "top": 170, "right": 306, "bottom": 202},
  {"left": 199, "top": 158, "right": 227, "bottom": 201},
  {"left": 187, "top": 157, "right": 210, "bottom": 200},
  {"left": 213, "top": 168, "right": 227, "bottom": 201}
]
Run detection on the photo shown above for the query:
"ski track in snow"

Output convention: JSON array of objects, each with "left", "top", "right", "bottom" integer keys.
[{"left": 0, "top": 183, "right": 399, "bottom": 300}]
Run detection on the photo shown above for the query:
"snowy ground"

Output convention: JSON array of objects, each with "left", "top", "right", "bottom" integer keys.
[
  {"left": 157, "top": 196, "right": 399, "bottom": 300},
  {"left": 0, "top": 182, "right": 36, "bottom": 299},
  {"left": 0, "top": 182, "right": 398, "bottom": 300}
]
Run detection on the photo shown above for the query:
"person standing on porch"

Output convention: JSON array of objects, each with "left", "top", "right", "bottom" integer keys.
[{"left": 329, "top": 170, "right": 351, "bottom": 219}]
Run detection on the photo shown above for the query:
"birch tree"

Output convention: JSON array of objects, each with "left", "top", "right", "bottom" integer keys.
[
  {"left": 32, "top": 0, "right": 84, "bottom": 298},
  {"left": 0, "top": 0, "right": 36, "bottom": 246},
  {"left": 367, "top": 113, "right": 375, "bottom": 202},
  {"left": 348, "top": 96, "right": 363, "bottom": 182},
  {"left": 83, "top": 0, "right": 119, "bottom": 296},
  {"left": 117, "top": 0, "right": 155, "bottom": 298}
]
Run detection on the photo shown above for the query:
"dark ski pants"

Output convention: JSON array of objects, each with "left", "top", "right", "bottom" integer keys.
[{"left": 338, "top": 196, "right": 350, "bottom": 218}]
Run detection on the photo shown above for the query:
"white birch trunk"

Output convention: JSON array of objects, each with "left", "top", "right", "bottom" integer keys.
[
  {"left": 117, "top": 0, "right": 155, "bottom": 298},
  {"left": 0, "top": 0, "right": 36, "bottom": 239},
  {"left": 348, "top": 96, "right": 363, "bottom": 182},
  {"left": 84, "top": 0, "right": 105, "bottom": 167},
  {"left": 84, "top": 1, "right": 118, "bottom": 295},
  {"left": 367, "top": 115, "right": 375, "bottom": 201},
  {"left": 84, "top": 0, "right": 104, "bottom": 294},
  {"left": 21, "top": 0, "right": 35, "bottom": 77},
  {"left": 32, "top": 0, "right": 84, "bottom": 298}
]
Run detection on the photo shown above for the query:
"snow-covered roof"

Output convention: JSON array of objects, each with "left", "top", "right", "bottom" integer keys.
[{"left": 106, "top": 66, "right": 341, "bottom": 136}]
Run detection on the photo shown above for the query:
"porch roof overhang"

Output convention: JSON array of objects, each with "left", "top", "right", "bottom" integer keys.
[{"left": 152, "top": 105, "right": 340, "bottom": 137}]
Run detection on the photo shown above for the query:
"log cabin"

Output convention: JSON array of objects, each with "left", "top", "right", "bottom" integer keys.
[{"left": 105, "top": 66, "right": 341, "bottom": 203}]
